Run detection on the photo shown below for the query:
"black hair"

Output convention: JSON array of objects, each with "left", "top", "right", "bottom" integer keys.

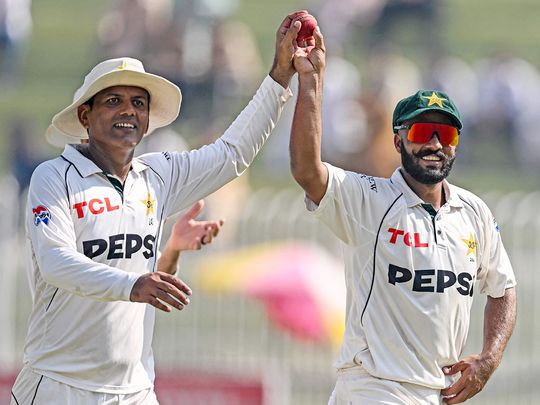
[{"left": 83, "top": 96, "right": 95, "bottom": 109}]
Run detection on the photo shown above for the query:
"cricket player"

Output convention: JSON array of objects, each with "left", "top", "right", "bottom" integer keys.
[
  {"left": 289, "top": 28, "right": 517, "bottom": 404},
  {"left": 11, "top": 11, "right": 308, "bottom": 404},
  {"left": 44, "top": 125, "right": 225, "bottom": 274}
]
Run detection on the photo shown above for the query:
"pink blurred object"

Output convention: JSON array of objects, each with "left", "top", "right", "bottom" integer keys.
[{"left": 197, "top": 242, "right": 345, "bottom": 346}]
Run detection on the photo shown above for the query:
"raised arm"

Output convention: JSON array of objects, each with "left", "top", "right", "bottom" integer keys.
[
  {"left": 441, "top": 287, "right": 517, "bottom": 404},
  {"left": 153, "top": 13, "right": 308, "bottom": 217},
  {"left": 289, "top": 24, "right": 328, "bottom": 205}
]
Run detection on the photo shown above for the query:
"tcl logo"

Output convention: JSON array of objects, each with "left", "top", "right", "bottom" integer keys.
[
  {"left": 388, "top": 228, "right": 428, "bottom": 248},
  {"left": 73, "top": 198, "right": 119, "bottom": 219}
]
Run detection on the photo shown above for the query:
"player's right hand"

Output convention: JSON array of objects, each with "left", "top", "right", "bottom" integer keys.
[
  {"left": 269, "top": 10, "right": 307, "bottom": 88},
  {"left": 130, "top": 271, "right": 192, "bottom": 312}
]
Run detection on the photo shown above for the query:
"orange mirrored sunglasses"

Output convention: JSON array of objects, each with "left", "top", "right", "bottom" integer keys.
[{"left": 394, "top": 122, "right": 460, "bottom": 146}]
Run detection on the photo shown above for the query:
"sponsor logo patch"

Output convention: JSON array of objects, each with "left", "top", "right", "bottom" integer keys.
[
  {"left": 388, "top": 264, "right": 474, "bottom": 296},
  {"left": 33, "top": 205, "right": 51, "bottom": 226},
  {"left": 388, "top": 227, "right": 429, "bottom": 248},
  {"left": 73, "top": 197, "right": 120, "bottom": 219},
  {"left": 359, "top": 174, "right": 377, "bottom": 192},
  {"left": 83, "top": 234, "right": 156, "bottom": 259}
]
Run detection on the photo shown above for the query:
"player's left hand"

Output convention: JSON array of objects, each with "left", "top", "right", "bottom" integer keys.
[
  {"left": 169, "top": 200, "right": 224, "bottom": 251},
  {"left": 293, "top": 24, "right": 325, "bottom": 77},
  {"left": 440, "top": 354, "right": 495, "bottom": 404}
]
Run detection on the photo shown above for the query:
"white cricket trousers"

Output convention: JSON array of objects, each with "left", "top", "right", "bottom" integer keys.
[
  {"left": 327, "top": 366, "right": 443, "bottom": 405},
  {"left": 10, "top": 366, "right": 159, "bottom": 405}
]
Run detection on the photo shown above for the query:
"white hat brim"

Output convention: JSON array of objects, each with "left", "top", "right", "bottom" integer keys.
[
  {"left": 45, "top": 124, "right": 82, "bottom": 147},
  {"left": 52, "top": 69, "right": 181, "bottom": 139}
]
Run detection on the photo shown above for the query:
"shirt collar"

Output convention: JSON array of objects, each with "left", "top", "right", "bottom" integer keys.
[
  {"left": 390, "top": 167, "right": 463, "bottom": 209},
  {"left": 131, "top": 157, "right": 149, "bottom": 174},
  {"left": 61, "top": 144, "right": 149, "bottom": 178}
]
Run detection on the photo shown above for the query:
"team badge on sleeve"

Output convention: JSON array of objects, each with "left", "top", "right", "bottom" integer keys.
[{"left": 33, "top": 205, "right": 51, "bottom": 226}]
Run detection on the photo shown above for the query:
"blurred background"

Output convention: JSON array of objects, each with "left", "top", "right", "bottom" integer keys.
[{"left": 0, "top": 0, "right": 539, "bottom": 404}]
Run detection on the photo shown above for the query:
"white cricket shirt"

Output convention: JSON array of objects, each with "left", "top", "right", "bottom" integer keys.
[
  {"left": 307, "top": 165, "right": 516, "bottom": 389},
  {"left": 23, "top": 76, "right": 291, "bottom": 394}
]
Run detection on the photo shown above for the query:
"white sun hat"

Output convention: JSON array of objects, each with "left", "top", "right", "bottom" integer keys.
[
  {"left": 45, "top": 124, "right": 82, "bottom": 147},
  {"left": 51, "top": 57, "right": 182, "bottom": 141}
]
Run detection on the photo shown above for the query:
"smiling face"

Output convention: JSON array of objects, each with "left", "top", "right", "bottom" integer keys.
[
  {"left": 77, "top": 85, "right": 150, "bottom": 151},
  {"left": 394, "top": 111, "right": 457, "bottom": 185}
]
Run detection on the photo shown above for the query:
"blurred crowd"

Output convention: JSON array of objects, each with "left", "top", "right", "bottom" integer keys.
[
  {"left": 96, "top": 0, "right": 263, "bottom": 139},
  {"left": 0, "top": 0, "right": 32, "bottom": 89},
  {"left": 5, "top": 0, "right": 540, "bottom": 198}
]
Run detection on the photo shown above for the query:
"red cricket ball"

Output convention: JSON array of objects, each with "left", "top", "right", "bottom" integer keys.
[{"left": 297, "top": 15, "right": 318, "bottom": 42}]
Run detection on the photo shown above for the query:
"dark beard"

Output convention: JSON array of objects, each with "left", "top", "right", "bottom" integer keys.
[{"left": 401, "top": 147, "right": 456, "bottom": 184}]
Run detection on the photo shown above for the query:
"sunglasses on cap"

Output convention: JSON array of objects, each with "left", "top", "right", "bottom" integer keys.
[{"left": 393, "top": 122, "right": 460, "bottom": 146}]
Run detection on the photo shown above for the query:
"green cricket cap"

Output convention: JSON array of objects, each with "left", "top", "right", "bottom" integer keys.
[{"left": 392, "top": 90, "right": 462, "bottom": 131}]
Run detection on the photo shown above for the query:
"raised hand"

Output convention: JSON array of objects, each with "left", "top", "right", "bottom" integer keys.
[
  {"left": 269, "top": 10, "right": 307, "bottom": 88},
  {"left": 168, "top": 200, "right": 224, "bottom": 251},
  {"left": 156, "top": 200, "right": 224, "bottom": 275},
  {"left": 293, "top": 23, "right": 325, "bottom": 76}
]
